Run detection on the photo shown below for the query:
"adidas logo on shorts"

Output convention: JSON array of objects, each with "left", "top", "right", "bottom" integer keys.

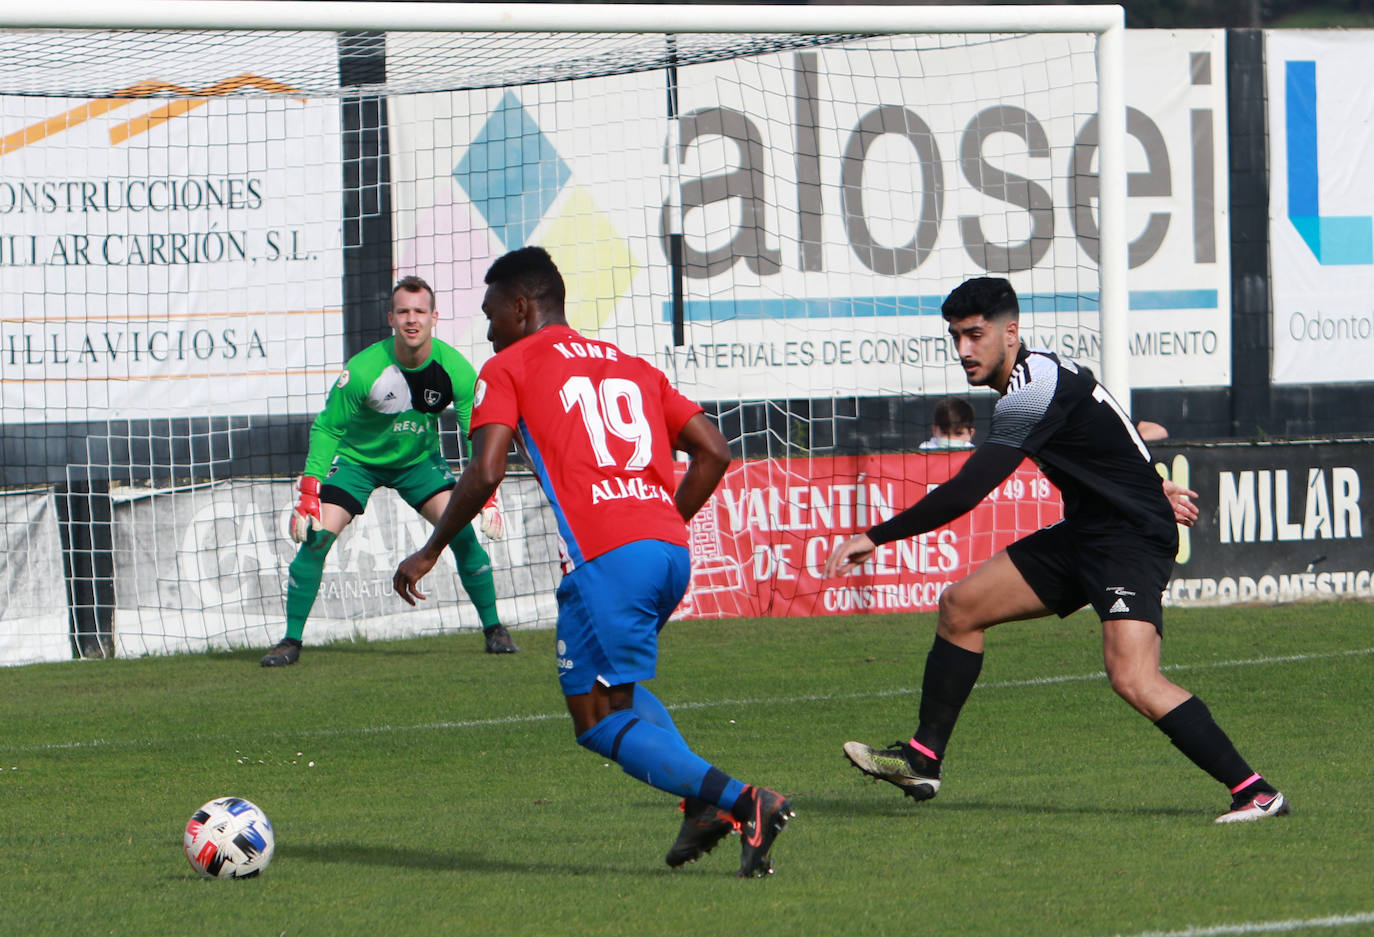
[{"left": 1109, "top": 597, "right": 1130, "bottom": 614}]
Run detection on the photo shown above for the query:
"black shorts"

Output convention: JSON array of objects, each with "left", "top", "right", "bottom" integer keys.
[{"left": 1005, "top": 523, "right": 1175, "bottom": 634}]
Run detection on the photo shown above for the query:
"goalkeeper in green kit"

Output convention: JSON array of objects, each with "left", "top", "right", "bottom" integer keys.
[{"left": 260, "top": 274, "right": 518, "bottom": 666}]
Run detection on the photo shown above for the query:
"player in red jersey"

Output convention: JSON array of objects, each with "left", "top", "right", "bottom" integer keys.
[{"left": 393, "top": 246, "right": 792, "bottom": 876}]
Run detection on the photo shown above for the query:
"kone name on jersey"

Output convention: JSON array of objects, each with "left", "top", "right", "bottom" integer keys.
[
  {"left": 553, "top": 339, "right": 619, "bottom": 361},
  {"left": 590, "top": 476, "right": 674, "bottom": 506}
]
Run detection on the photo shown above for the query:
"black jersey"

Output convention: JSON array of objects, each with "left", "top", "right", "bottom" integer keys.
[{"left": 983, "top": 345, "right": 1175, "bottom": 546}]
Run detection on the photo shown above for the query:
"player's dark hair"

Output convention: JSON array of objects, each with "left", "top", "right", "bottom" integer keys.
[
  {"left": 484, "top": 246, "right": 566, "bottom": 310},
  {"left": 942, "top": 276, "right": 1018, "bottom": 323},
  {"left": 933, "top": 396, "right": 975, "bottom": 434},
  {"left": 392, "top": 274, "right": 435, "bottom": 307}
]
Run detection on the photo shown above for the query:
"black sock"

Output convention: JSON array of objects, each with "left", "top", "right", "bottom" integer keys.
[
  {"left": 1154, "top": 695, "right": 1266, "bottom": 792},
  {"left": 912, "top": 635, "right": 984, "bottom": 759}
]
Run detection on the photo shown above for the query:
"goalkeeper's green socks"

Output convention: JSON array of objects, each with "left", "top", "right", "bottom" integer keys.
[
  {"left": 283, "top": 527, "right": 337, "bottom": 642},
  {"left": 283, "top": 524, "right": 500, "bottom": 642},
  {"left": 449, "top": 524, "right": 501, "bottom": 629}
]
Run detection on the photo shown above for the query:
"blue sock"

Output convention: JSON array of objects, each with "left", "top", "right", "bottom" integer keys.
[
  {"left": 631, "top": 687, "right": 683, "bottom": 740},
  {"left": 576, "top": 709, "right": 745, "bottom": 809}
]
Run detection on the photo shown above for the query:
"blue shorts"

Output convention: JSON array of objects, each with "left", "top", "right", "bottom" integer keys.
[{"left": 554, "top": 540, "right": 690, "bottom": 696}]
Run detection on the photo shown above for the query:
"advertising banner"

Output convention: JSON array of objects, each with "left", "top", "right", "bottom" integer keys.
[
  {"left": 0, "top": 489, "right": 71, "bottom": 665},
  {"left": 83, "top": 439, "right": 1374, "bottom": 659},
  {"left": 111, "top": 477, "right": 557, "bottom": 657},
  {"left": 0, "top": 34, "right": 345, "bottom": 421},
  {"left": 1267, "top": 31, "right": 1374, "bottom": 385},
  {"left": 389, "top": 30, "right": 1230, "bottom": 397},
  {"left": 685, "top": 439, "right": 1372, "bottom": 617},
  {"left": 1121, "top": 30, "right": 1231, "bottom": 388},
  {"left": 677, "top": 452, "right": 1063, "bottom": 619},
  {"left": 102, "top": 457, "right": 1060, "bottom": 652},
  {"left": 1155, "top": 441, "right": 1374, "bottom": 605}
]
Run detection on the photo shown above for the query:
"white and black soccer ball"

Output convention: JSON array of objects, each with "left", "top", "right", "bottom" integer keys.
[{"left": 183, "top": 797, "right": 275, "bottom": 878}]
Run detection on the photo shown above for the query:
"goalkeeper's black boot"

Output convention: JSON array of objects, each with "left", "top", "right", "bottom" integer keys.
[
  {"left": 484, "top": 625, "right": 519, "bottom": 654},
  {"left": 260, "top": 639, "right": 301, "bottom": 667}
]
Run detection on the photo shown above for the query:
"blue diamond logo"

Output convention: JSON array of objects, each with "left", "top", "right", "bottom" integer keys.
[{"left": 455, "top": 92, "right": 570, "bottom": 249}]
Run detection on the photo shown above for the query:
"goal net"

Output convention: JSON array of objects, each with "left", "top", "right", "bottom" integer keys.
[{"left": 0, "top": 2, "right": 1125, "bottom": 662}]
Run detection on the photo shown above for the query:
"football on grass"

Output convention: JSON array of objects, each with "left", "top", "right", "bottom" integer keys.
[{"left": 183, "top": 797, "right": 275, "bottom": 878}]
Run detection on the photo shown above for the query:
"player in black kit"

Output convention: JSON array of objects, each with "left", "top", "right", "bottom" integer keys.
[{"left": 825, "top": 277, "right": 1287, "bottom": 824}]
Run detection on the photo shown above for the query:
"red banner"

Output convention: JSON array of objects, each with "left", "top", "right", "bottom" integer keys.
[{"left": 678, "top": 452, "right": 1062, "bottom": 618}]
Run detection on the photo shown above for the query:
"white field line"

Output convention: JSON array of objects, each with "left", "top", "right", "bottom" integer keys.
[
  {"left": 1105, "top": 910, "right": 1374, "bottom": 937},
  {"left": 8, "top": 645, "right": 1374, "bottom": 755}
]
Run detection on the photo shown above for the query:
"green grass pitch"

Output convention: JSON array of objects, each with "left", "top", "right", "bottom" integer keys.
[{"left": 4, "top": 603, "right": 1372, "bottom": 937}]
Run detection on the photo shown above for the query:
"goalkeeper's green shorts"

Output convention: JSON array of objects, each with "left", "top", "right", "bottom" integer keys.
[{"left": 320, "top": 451, "right": 455, "bottom": 517}]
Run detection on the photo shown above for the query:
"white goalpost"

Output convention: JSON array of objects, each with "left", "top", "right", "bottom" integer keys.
[{"left": 0, "top": 2, "right": 1127, "bottom": 662}]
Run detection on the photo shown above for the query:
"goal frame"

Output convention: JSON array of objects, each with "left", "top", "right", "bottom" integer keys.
[
  {"left": 6, "top": 0, "right": 1130, "bottom": 398},
  {"left": 0, "top": 0, "right": 1132, "bottom": 660}
]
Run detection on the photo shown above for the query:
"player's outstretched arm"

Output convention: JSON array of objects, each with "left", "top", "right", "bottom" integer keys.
[
  {"left": 394, "top": 423, "right": 514, "bottom": 605},
  {"left": 824, "top": 533, "right": 877, "bottom": 578},
  {"left": 825, "top": 442, "right": 1024, "bottom": 578},
  {"left": 1162, "top": 477, "right": 1200, "bottom": 527},
  {"left": 672, "top": 412, "right": 731, "bottom": 523}
]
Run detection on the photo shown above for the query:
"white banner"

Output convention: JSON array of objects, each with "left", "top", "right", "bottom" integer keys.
[
  {"left": 0, "top": 490, "right": 71, "bottom": 665},
  {"left": 1122, "top": 30, "right": 1231, "bottom": 388},
  {"left": 111, "top": 477, "right": 558, "bottom": 657},
  {"left": 389, "top": 30, "right": 1230, "bottom": 396},
  {"left": 0, "top": 34, "right": 345, "bottom": 421},
  {"left": 1267, "top": 31, "right": 1374, "bottom": 385}
]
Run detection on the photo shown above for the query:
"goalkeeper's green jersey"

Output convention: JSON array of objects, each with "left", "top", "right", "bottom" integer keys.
[{"left": 303, "top": 337, "right": 478, "bottom": 480}]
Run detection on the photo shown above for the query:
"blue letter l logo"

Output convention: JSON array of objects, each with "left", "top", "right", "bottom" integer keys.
[{"left": 1286, "top": 60, "right": 1373, "bottom": 265}]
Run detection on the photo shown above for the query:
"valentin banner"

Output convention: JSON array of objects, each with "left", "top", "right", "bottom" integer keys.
[
  {"left": 1266, "top": 31, "right": 1374, "bottom": 385},
  {"left": 677, "top": 452, "right": 1063, "bottom": 619},
  {"left": 389, "top": 30, "right": 1232, "bottom": 401},
  {"left": 0, "top": 34, "right": 345, "bottom": 421}
]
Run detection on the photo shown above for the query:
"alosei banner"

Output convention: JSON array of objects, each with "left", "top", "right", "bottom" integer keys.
[{"left": 389, "top": 30, "right": 1231, "bottom": 400}]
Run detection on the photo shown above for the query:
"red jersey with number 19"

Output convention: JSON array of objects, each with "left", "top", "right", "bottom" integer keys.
[{"left": 470, "top": 324, "right": 704, "bottom": 569}]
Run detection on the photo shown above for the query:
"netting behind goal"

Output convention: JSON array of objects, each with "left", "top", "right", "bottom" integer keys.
[{"left": 0, "top": 7, "right": 1118, "bottom": 662}]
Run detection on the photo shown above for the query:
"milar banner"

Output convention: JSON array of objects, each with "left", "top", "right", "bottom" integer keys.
[{"left": 1155, "top": 440, "right": 1374, "bottom": 605}]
